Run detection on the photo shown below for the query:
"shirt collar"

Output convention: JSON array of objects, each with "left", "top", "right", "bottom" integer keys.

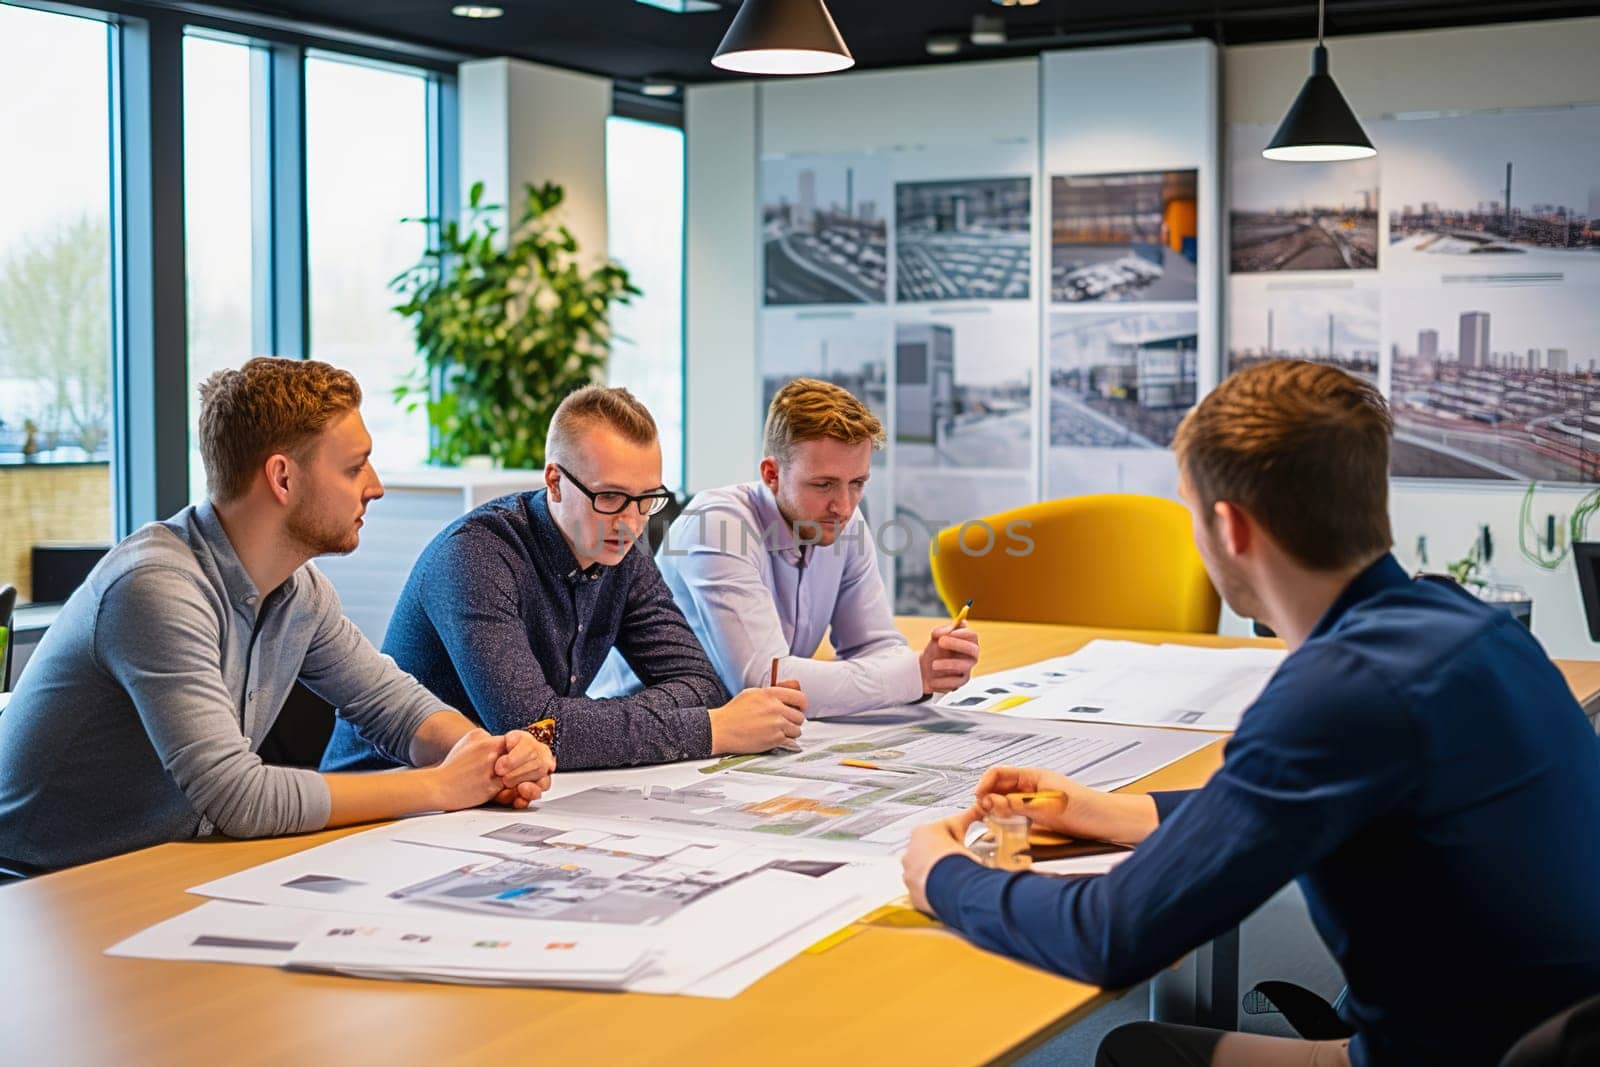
[
  {"left": 1307, "top": 552, "right": 1409, "bottom": 641},
  {"left": 192, "top": 499, "right": 268, "bottom": 613},
  {"left": 527, "top": 488, "right": 607, "bottom": 584},
  {"left": 751, "top": 482, "right": 805, "bottom": 562}
]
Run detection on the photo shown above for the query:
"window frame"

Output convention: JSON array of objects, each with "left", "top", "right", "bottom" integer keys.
[{"left": 8, "top": 0, "right": 462, "bottom": 532}]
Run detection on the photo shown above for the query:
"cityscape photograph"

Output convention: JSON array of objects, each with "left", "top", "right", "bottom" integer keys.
[
  {"left": 1229, "top": 123, "right": 1378, "bottom": 272},
  {"left": 893, "top": 310, "right": 1034, "bottom": 470},
  {"left": 1050, "top": 169, "right": 1198, "bottom": 303},
  {"left": 894, "top": 176, "right": 1031, "bottom": 302},
  {"left": 1381, "top": 107, "right": 1600, "bottom": 276},
  {"left": 762, "top": 156, "right": 889, "bottom": 305},
  {"left": 1048, "top": 310, "right": 1200, "bottom": 450},
  {"left": 1386, "top": 285, "right": 1600, "bottom": 482},
  {"left": 1226, "top": 283, "right": 1380, "bottom": 383}
]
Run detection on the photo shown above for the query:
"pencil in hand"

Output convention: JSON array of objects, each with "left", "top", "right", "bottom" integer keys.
[
  {"left": 951, "top": 598, "right": 973, "bottom": 629},
  {"left": 770, "top": 656, "right": 779, "bottom": 687}
]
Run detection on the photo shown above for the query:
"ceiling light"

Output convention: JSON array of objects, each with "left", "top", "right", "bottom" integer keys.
[
  {"left": 711, "top": 0, "right": 854, "bottom": 76},
  {"left": 450, "top": 5, "right": 504, "bottom": 18},
  {"left": 970, "top": 14, "right": 1006, "bottom": 46},
  {"left": 636, "top": 0, "right": 721, "bottom": 12},
  {"left": 991, "top": 0, "right": 1039, "bottom": 6},
  {"left": 925, "top": 34, "right": 961, "bottom": 57},
  {"left": 1262, "top": 0, "right": 1376, "bottom": 162},
  {"left": 641, "top": 77, "right": 681, "bottom": 97}
]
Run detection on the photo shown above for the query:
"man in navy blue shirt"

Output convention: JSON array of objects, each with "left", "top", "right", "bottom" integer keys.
[
  {"left": 322, "top": 386, "right": 808, "bottom": 773},
  {"left": 900, "top": 360, "right": 1600, "bottom": 1066}
]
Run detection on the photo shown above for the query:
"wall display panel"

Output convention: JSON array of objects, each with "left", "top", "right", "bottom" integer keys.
[
  {"left": 895, "top": 177, "right": 1032, "bottom": 302},
  {"left": 1226, "top": 279, "right": 1381, "bottom": 383},
  {"left": 744, "top": 44, "right": 1217, "bottom": 610},
  {"left": 1045, "top": 310, "right": 1196, "bottom": 500},
  {"left": 761, "top": 155, "right": 889, "bottom": 306},
  {"left": 1050, "top": 170, "right": 1199, "bottom": 304},
  {"left": 1226, "top": 101, "right": 1600, "bottom": 484},
  {"left": 892, "top": 307, "right": 1036, "bottom": 471},
  {"left": 758, "top": 117, "right": 1042, "bottom": 611},
  {"left": 1038, "top": 40, "right": 1218, "bottom": 500},
  {"left": 1386, "top": 282, "right": 1600, "bottom": 482},
  {"left": 1049, "top": 309, "right": 1200, "bottom": 448},
  {"left": 1381, "top": 107, "right": 1600, "bottom": 278},
  {"left": 1230, "top": 124, "right": 1379, "bottom": 273}
]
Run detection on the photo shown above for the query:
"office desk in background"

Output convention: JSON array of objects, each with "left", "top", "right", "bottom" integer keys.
[{"left": 0, "top": 619, "right": 1596, "bottom": 1065}]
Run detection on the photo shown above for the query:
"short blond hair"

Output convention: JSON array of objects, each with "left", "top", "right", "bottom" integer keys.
[
  {"left": 198, "top": 357, "right": 363, "bottom": 503},
  {"left": 763, "top": 378, "right": 885, "bottom": 464},
  {"left": 546, "top": 384, "right": 658, "bottom": 464}
]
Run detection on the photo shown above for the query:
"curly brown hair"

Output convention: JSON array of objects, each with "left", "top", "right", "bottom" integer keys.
[{"left": 198, "top": 357, "right": 363, "bottom": 503}]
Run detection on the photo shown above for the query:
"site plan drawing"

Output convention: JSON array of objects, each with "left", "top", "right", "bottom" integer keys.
[{"left": 537, "top": 712, "right": 1215, "bottom": 853}]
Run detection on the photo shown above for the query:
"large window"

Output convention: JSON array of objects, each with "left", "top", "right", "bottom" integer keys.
[
  {"left": 305, "top": 53, "right": 432, "bottom": 471},
  {"left": 183, "top": 33, "right": 261, "bottom": 502},
  {"left": 606, "top": 116, "right": 686, "bottom": 492},
  {"left": 0, "top": 4, "right": 115, "bottom": 601}
]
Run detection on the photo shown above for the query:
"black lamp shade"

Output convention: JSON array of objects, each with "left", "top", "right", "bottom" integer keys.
[
  {"left": 711, "top": 0, "right": 854, "bottom": 76},
  {"left": 1263, "top": 45, "right": 1376, "bottom": 161}
]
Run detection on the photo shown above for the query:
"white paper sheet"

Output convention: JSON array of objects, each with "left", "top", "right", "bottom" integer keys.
[{"left": 939, "top": 640, "right": 1284, "bottom": 731}]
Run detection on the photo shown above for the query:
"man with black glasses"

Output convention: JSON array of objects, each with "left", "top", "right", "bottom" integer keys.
[{"left": 322, "top": 386, "right": 808, "bottom": 773}]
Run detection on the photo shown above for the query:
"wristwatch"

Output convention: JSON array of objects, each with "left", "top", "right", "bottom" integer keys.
[{"left": 523, "top": 718, "right": 557, "bottom": 747}]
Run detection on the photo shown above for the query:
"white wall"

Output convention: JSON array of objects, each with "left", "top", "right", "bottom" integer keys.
[
  {"left": 459, "top": 58, "right": 610, "bottom": 264},
  {"left": 1227, "top": 15, "right": 1600, "bottom": 657},
  {"left": 685, "top": 82, "right": 760, "bottom": 491}
]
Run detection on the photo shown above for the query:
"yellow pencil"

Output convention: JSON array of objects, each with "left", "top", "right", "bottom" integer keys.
[
  {"left": 1007, "top": 790, "right": 1066, "bottom": 804},
  {"left": 952, "top": 598, "right": 973, "bottom": 629}
]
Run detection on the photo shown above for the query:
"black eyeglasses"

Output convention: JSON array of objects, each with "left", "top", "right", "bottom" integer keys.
[{"left": 556, "top": 465, "right": 673, "bottom": 516}]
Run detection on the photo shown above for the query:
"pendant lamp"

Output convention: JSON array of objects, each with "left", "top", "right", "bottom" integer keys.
[
  {"left": 1263, "top": 0, "right": 1375, "bottom": 162},
  {"left": 711, "top": 0, "right": 854, "bottom": 76}
]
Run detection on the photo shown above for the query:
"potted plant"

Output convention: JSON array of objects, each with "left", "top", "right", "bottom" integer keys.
[{"left": 391, "top": 180, "right": 638, "bottom": 469}]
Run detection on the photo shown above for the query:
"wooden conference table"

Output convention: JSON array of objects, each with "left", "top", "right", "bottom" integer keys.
[{"left": 2, "top": 618, "right": 1598, "bottom": 1066}]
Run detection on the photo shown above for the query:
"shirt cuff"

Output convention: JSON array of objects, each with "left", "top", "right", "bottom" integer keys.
[
  {"left": 1148, "top": 789, "right": 1197, "bottom": 823},
  {"left": 925, "top": 852, "right": 999, "bottom": 927},
  {"left": 893, "top": 648, "right": 925, "bottom": 704}
]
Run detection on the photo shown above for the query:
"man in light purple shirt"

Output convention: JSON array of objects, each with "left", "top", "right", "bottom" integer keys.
[{"left": 654, "top": 378, "right": 980, "bottom": 715}]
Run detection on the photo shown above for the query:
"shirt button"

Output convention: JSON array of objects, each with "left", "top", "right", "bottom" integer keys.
[
  {"left": 569, "top": 674, "right": 577, "bottom": 683},
  {"left": 577, "top": 624, "right": 584, "bottom": 633}
]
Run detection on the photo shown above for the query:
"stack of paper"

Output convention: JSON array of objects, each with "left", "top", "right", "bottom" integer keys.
[
  {"left": 938, "top": 639, "right": 1286, "bottom": 731},
  {"left": 111, "top": 809, "right": 901, "bottom": 998}
]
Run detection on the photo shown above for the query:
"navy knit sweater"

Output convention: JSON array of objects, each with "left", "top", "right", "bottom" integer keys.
[{"left": 321, "top": 490, "right": 729, "bottom": 772}]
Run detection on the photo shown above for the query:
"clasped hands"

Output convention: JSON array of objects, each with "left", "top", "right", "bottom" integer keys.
[{"left": 434, "top": 727, "right": 557, "bottom": 811}]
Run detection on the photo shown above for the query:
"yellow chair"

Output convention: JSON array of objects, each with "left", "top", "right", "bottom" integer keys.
[{"left": 929, "top": 493, "right": 1220, "bottom": 633}]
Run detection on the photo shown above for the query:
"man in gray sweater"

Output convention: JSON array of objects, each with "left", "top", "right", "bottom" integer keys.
[{"left": 0, "top": 358, "right": 555, "bottom": 871}]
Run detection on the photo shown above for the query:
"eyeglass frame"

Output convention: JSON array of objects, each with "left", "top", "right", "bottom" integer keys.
[{"left": 555, "top": 464, "right": 673, "bottom": 516}]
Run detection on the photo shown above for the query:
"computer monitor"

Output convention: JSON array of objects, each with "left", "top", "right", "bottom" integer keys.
[{"left": 1573, "top": 542, "right": 1600, "bottom": 642}]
